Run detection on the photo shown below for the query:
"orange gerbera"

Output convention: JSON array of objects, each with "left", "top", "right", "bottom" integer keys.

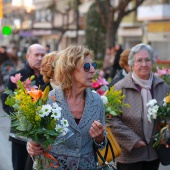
[
  {"left": 165, "top": 94, "right": 170, "bottom": 103},
  {"left": 28, "top": 88, "right": 44, "bottom": 102}
]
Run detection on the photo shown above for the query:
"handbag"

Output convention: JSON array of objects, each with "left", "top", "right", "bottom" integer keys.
[
  {"left": 157, "top": 138, "right": 170, "bottom": 166},
  {"left": 98, "top": 126, "right": 121, "bottom": 165},
  {"left": 93, "top": 137, "right": 118, "bottom": 170}
]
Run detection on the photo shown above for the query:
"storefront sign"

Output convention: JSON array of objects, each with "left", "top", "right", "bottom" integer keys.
[{"left": 147, "top": 22, "right": 170, "bottom": 32}]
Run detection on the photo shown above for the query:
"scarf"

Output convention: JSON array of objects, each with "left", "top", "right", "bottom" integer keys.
[{"left": 132, "top": 71, "right": 153, "bottom": 143}]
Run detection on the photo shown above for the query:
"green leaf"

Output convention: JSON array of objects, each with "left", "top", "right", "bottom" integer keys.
[
  {"left": 17, "top": 80, "right": 25, "bottom": 91},
  {"left": 5, "top": 96, "right": 15, "bottom": 107},
  {"left": 3, "top": 87, "right": 14, "bottom": 96}
]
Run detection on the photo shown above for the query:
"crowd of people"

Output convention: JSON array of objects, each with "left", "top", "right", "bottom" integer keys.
[{"left": 0, "top": 42, "right": 169, "bottom": 170}]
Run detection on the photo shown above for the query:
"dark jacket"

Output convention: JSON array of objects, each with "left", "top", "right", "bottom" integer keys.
[
  {"left": 40, "top": 82, "right": 52, "bottom": 91},
  {"left": 1, "top": 62, "right": 45, "bottom": 144}
]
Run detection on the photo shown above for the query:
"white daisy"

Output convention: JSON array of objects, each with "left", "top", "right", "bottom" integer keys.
[
  {"left": 55, "top": 124, "right": 63, "bottom": 132},
  {"left": 101, "top": 95, "right": 108, "bottom": 104},
  {"left": 92, "top": 90, "right": 97, "bottom": 93},
  {"left": 51, "top": 109, "right": 61, "bottom": 120},
  {"left": 60, "top": 118, "right": 69, "bottom": 128},
  {"left": 40, "top": 104, "right": 52, "bottom": 117}
]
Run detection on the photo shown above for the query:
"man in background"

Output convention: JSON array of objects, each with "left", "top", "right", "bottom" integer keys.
[{"left": 1, "top": 44, "right": 46, "bottom": 170}]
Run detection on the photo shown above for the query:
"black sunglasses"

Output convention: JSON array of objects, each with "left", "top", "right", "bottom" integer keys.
[{"left": 84, "top": 62, "right": 97, "bottom": 72}]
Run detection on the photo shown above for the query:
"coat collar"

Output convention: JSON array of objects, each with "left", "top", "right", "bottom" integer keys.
[
  {"left": 120, "top": 71, "right": 165, "bottom": 90},
  {"left": 52, "top": 86, "right": 99, "bottom": 131}
]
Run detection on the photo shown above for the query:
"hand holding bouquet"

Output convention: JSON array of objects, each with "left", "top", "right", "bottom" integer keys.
[{"left": 4, "top": 73, "right": 71, "bottom": 169}]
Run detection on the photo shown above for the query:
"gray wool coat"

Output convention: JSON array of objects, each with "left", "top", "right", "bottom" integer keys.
[
  {"left": 111, "top": 72, "right": 169, "bottom": 163},
  {"left": 46, "top": 86, "right": 106, "bottom": 170}
]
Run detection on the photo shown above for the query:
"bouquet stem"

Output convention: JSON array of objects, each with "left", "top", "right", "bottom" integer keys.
[{"left": 33, "top": 153, "right": 58, "bottom": 170}]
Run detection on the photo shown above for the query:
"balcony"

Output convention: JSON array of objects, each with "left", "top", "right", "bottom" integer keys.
[{"left": 137, "top": 4, "right": 170, "bottom": 21}]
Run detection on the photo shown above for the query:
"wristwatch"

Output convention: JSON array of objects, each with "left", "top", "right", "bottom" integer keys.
[{"left": 97, "top": 141, "right": 105, "bottom": 147}]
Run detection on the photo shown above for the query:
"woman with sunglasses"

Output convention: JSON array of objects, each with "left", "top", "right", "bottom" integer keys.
[{"left": 27, "top": 45, "right": 106, "bottom": 170}]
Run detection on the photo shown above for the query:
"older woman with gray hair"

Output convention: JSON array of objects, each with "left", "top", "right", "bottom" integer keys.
[{"left": 111, "top": 43, "right": 169, "bottom": 170}]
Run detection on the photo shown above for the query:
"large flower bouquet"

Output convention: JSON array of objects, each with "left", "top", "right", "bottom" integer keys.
[
  {"left": 155, "top": 67, "right": 170, "bottom": 88},
  {"left": 4, "top": 73, "right": 71, "bottom": 170},
  {"left": 147, "top": 94, "right": 170, "bottom": 147}
]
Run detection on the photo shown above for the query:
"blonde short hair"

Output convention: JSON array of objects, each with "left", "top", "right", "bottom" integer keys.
[
  {"left": 54, "top": 45, "right": 94, "bottom": 91},
  {"left": 40, "top": 51, "right": 58, "bottom": 83},
  {"left": 119, "top": 49, "right": 130, "bottom": 68}
]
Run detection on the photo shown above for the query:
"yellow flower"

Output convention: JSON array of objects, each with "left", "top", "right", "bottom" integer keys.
[
  {"left": 165, "top": 94, "right": 170, "bottom": 103},
  {"left": 35, "top": 115, "right": 41, "bottom": 122}
]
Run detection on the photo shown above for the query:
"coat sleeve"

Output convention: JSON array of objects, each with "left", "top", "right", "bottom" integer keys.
[
  {"left": 110, "top": 82, "right": 142, "bottom": 152},
  {"left": 110, "top": 116, "right": 142, "bottom": 152}
]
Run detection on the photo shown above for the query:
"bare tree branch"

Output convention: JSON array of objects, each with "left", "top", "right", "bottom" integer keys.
[
  {"left": 124, "top": 0, "right": 145, "bottom": 15},
  {"left": 95, "top": 0, "right": 107, "bottom": 26}
]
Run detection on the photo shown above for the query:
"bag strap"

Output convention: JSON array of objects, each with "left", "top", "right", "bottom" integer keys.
[
  {"left": 93, "top": 137, "right": 116, "bottom": 167},
  {"left": 103, "top": 137, "right": 115, "bottom": 161}
]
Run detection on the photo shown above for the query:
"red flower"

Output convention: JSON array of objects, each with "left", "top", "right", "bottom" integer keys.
[
  {"left": 96, "top": 89, "right": 105, "bottom": 96},
  {"left": 92, "top": 82, "right": 100, "bottom": 89}
]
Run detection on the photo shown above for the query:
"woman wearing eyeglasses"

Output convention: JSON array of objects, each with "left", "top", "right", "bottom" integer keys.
[
  {"left": 111, "top": 43, "right": 169, "bottom": 170},
  {"left": 27, "top": 45, "right": 106, "bottom": 170}
]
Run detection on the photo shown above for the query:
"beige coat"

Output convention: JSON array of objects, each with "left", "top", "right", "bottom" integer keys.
[{"left": 111, "top": 72, "right": 169, "bottom": 163}]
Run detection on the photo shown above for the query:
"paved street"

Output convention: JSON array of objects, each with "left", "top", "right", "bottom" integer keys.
[
  {"left": 0, "top": 99, "right": 13, "bottom": 170},
  {"left": 0, "top": 99, "right": 170, "bottom": 170}
]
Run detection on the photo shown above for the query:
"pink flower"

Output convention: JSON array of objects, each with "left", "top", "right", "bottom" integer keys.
[
  {"left": 24, "top": 78, "right": 37, "bottom": 91},
  {"left": 97, "top": 77, "right": 108, "bottom": 86},
  {"left": 167, "top": 69, "right": 170, "bottom": 75},
  {"left": 99, "top": 70, "right": 104, "bottom": 77},
  {"left": 155, "top": 67, "right": 167, "bottom": 77},
  {"left": 92, "top": 82, "right": 100, "bottom": 89},
  {"left": 10, "top": 73, "right": 22, "bottom": 84}
]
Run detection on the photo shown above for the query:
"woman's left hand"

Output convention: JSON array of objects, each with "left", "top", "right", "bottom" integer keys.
[{"left": 89, "top": 120, "right": 105, "bottom": 144}]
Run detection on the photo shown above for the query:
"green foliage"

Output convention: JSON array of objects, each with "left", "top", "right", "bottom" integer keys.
[
  {"left": 85, "top": 1, "right": 106, "bottom": 59},
  {"left": 105, "top": 86, "right": 130, "bottom": 117}
]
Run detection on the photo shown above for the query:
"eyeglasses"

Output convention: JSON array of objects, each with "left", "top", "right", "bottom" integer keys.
[
  {"left": 84, "top": 62, "right": 97, "bottom": 72},
  {"left": 134, "top": 58, "right": 152, "bottom": 66}
]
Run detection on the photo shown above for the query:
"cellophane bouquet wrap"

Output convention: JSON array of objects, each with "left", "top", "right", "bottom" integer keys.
[{"left": 4, "top": 73, "right": 73, "bottom": 170}]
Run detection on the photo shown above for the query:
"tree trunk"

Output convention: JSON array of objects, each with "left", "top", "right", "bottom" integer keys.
[{"left": 105, "top": 22, "right": 117, "bottom": 48}]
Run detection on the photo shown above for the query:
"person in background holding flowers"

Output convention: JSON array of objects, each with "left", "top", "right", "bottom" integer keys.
[
  {"left": 27, "top": 45, "right": 106, "bottom": 170},
  {"left": 111, "top": 43, "right": 169, "bottom": 170},
  {"left": 1, "top": 44, "right": 46, "bottom": 170}
]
